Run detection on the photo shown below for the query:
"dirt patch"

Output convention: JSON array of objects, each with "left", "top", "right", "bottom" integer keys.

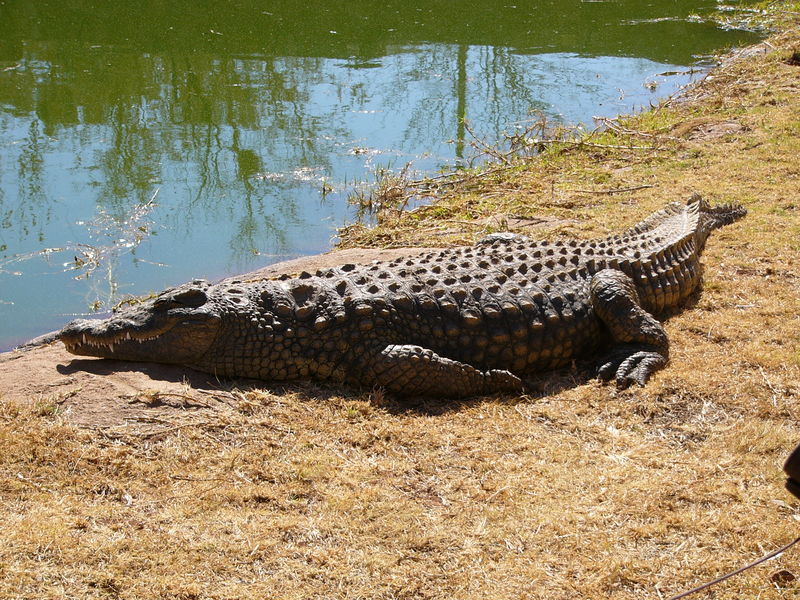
[
  {"left": 670, "top": 118, "right": 747, "bottom": 140},
  {"left": 0, "top": 343, "right": 243, "bottom": 429}
]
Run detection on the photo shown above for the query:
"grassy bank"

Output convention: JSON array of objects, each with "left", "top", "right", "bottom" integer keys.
[{"left": 2, "top": 4, "right": 800, "bottom": 599}]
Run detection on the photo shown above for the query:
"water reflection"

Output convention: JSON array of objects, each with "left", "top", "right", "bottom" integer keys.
[{"left": 0, "top": 0, "right": 760, "bottom": 345}]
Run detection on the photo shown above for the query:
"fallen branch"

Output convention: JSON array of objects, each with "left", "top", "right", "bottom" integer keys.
[
  {"left": 595, "top": 116, "right": 681, "bottom": 142},
  {"left": 565, "top": 184, "right": 656, "bottom": 195},
  {"left": 668, "top": 535, "right": 800, "bottom": 599},
  {"left": 542, "top": 139, "right": 661, "bottom": 151}
]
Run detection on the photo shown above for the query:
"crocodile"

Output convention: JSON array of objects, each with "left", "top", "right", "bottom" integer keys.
[{"left": 58, "top": 196, "right": 745, "bottom": 398}]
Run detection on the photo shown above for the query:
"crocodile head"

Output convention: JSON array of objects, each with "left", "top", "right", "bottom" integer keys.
[{"left": 59, "top": 280, "right": 222, "bottom": 365}]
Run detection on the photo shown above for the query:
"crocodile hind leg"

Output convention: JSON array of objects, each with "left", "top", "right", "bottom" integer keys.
[
  {"left": 361, "top": 344, "right": 523, "bottom": 398},
  {"left": 590, "top": 269, "right": 670, "bottom": 388}
]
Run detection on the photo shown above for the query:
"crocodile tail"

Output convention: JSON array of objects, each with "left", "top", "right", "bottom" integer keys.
[
  {"left": 620, "top": 202, "right": 686, "bottom": 238},
  {"left": 702, "top": 203, "right": 748, "bottom": 231},
  {"left": 688, "top": 193, "right": 747, "bottom": 249}
]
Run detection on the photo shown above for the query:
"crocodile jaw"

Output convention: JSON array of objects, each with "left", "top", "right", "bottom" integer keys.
[{"left": 59, "top": 300, "right": 221, "bottom": 365}]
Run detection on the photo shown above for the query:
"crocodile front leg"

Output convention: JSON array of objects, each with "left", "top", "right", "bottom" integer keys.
[
  {"left": 590, "top": 269, "right": 669, "bottom": 388},
  {"left": 360, "top": 344, "right": 524, "bottom": 398}
]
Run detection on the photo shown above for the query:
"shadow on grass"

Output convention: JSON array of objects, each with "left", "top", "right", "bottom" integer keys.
[
  {"left": 56, "top": 353, "right": 601, "bottom": 412},
  {"left": 57, "top": 358, "right": 224, "bottom": 388},
  {"left": 377, "top": 361, "right": 600, "bottom": 416}
]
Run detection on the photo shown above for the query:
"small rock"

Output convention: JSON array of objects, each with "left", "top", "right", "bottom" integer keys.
[{"left": 769, "top": 569, "right": 796, "bottom": 586}]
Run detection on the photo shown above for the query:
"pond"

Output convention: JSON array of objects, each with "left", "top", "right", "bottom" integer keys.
[{"left": 0, "top": 0, "right": 761, "bottom": 349}]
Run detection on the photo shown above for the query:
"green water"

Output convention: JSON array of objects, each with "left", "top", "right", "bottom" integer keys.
[{"left": 0, "top": 0, "right": 761, "bottom": 348}]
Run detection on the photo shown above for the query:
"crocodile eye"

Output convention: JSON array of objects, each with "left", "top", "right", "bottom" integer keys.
[
  {"left": 172, "top": 288, "right": 208, "bottom": 307},
  {"left": 155, "top": 287, "right": 208, "bottom": 309}
]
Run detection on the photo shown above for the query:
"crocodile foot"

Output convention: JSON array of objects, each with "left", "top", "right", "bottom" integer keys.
[{"left": 597, "top": 344, "right": 668, "bottom": 388}]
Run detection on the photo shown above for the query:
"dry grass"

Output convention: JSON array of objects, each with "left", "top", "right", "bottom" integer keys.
[{"left": 3, "top": 5, "right": 800, "bottom": 599}]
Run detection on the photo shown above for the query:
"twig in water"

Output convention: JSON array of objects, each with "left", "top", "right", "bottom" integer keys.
[{"left": 463, "top": 120, "right": 512, "bottom": 165}]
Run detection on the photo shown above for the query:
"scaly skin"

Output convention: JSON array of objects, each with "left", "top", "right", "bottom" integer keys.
[{"left": 58, "top": 196, "right": 746, "bottom": 397}]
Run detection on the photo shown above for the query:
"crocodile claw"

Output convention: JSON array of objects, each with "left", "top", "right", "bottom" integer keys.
[
  {"left": 598, "top": 347, "right": 668, "bottom": 389},
  {"left": 484, "top": 369, "right": 525, "bottom": 394}
]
